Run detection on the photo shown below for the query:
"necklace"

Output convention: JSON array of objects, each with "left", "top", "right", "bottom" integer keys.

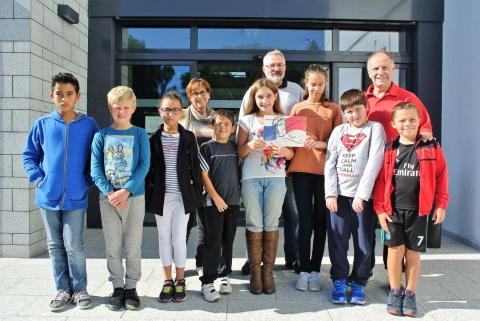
[{"left": 307, "top": 99, "right": 322, "bottom": 105}]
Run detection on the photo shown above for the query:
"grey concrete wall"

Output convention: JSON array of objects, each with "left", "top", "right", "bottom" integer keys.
[
  {"left": 0, "top": 0, "right": 88, "bottom": 257},
  {"left": 442, "top": 0, "right": 480, "bottom": 249}
]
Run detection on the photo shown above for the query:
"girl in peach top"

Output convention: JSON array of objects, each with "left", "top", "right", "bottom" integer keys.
[{"left": 289, "top": 64, "right": 343, "bottom": 291}]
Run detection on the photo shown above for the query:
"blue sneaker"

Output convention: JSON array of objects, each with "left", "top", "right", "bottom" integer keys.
[
  {"left": 387, "top": 288, "right": 403, "bottom": 315},
  {"left": 403, "top": 290, "right": 417, "bottom": 317},
  {"left": 331, "top": 279, "right": 347, "bottom": 304},
  {"left": 350, "top": 281, "right": 366, "bottom": 305}
]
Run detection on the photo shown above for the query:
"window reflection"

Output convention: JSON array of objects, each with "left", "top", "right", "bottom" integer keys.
[
  {"left": 121, "top": 28, "right": 190, "bottom": 49},
  {"left": 339, "top": 31, "right": 401, "bottom": 52},
  {"left": 338, "top": 67, "right": 363, "bottom": 99},
  {"left": 197, "top": 62, "right": 262, "bottom": 108},
  {"left": 198, "top": 28, "right": 332, "bottom": 51},
  {"left": 120, "top": 64, "right": 190, "bottom": 132}
]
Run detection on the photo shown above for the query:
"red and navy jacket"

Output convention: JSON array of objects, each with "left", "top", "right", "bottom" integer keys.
[{"left": 373, "top": 136, "right": 449, "bottom": 216}]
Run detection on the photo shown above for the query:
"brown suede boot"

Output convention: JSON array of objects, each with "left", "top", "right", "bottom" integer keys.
[
  {"left": 246, "top": 230, "right": 263, "bottom": 294},
  {"left": 262, "top": 230, "right": 279, "bottom": 294}
]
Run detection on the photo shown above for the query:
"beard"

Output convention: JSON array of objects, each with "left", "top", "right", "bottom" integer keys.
[{"left": 266, "top": 73, "right": 283, "bottom": 84}]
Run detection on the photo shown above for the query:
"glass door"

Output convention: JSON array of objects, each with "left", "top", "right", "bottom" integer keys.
[
  {"left": 118, "top": 62, "right": 193, "bottom": 133},
  {"left": 117, "top": 62, "right": 192, "bottom": 225}
]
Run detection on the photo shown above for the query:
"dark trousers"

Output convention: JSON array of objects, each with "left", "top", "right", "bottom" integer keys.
[
  {"left": 283, "top": 176, "right": 299, "bottom": 264},
  {"left": 200, "top": 205, "right": 238, "bottom": 285},
  {"left": 195, "top": 207, "right": 207, "bottom": 267},
  {"left": 292, "top": 173, "right": 327, "bottom": 273},
  {"left": 186, "top": 208, "right": 207, "bottom": 267},
  {"left": 327, "top": 196, "right": 376, "bottom": 285}
]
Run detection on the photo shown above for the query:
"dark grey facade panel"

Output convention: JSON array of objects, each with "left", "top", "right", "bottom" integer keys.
[
  {"left": 415, "top": 21, "right": 443, "bottom": 141},
  {"left": 87, "top": 18, "right": 115, "bottom": 229},
  {"left": 89, "top": 0, "right": 443, "bottom": 22}
]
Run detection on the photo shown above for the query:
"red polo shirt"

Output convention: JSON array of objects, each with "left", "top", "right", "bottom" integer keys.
[{"left": 365, "top": 82, "right": 432, "bottom": 143}]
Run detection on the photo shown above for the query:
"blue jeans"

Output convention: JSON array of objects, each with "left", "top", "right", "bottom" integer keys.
[
  {"left": 41, "top": 208, "right": 88, "bottom": 292},
  {"left": 242, "top": 177, "right": 287, "bottom": 232}
]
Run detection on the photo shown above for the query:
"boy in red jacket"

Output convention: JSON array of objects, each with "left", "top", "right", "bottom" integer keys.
[{"left": 373, "top": 102, "right": 449, "bottom": 317}]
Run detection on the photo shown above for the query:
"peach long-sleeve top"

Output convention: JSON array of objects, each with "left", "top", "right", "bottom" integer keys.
[{"left": 288, "top": 100, "right": 343, "bottom": 176}]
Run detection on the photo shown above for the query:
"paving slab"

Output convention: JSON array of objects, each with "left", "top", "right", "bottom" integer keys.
[{"left": 0, "top": 227, "right": 478, "bottom": 320}]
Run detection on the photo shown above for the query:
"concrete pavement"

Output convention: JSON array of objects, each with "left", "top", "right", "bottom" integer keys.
[{"left": 0, "top": 227, "right": 479, "bottom": 321}]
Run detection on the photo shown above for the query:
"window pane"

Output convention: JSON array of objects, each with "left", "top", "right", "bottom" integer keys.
[
  {"left": 339, "top": 31, "right": 400, "bottom": 52},
  {"left": 120, "top": 64, "right": 190, "bottom": 132},
  {"left": 122, "top": 28, "right": 190, "bottom": 49},
  {"left": 197, "top": 62, "right": 263, "bottom": 109},
  {"left": 198, "top": 28, "right": 332, "bottom": 51},
  {"left": 338, "top": 67, "right": 363, "bottom": 99}
]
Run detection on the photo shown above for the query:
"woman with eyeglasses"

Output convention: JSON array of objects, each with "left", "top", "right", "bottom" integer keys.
[
  {"left": 181, "top": 78, "right": 216, "bottom": 275},
  {"left": 181, "top": 78, "right": 215, "bottom": 146}
]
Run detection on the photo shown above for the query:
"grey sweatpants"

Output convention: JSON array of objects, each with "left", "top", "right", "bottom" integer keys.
[{"left": 100, "top": 194, "right": 145, "bottom": 289}]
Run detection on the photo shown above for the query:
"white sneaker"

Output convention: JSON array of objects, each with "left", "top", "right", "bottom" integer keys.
[
  {"left": 295, "top": 272, "right": 309, "bottom": 291},
  {"left": 308, "top": 272, "right": 321, "bottom": 291},
  {"left": 196, "top": 266, "right": 204, "bottom": 277},
  {"left": 201, "top": 283, "right": 220, "bottom": 302},
  {"left": 219, "top": 277, "right": 232, "bottom": 294}
]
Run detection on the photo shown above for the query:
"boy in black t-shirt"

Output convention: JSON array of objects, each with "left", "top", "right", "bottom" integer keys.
[
  {"left": 373, "top": 102, "right": 449, "bottom": 317},
  {"left": 198, "top": 110, "right": 241, "bottom": 302}
]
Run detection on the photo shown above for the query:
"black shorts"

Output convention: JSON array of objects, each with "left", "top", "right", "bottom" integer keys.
[{"left": 385, "top": 208, "right": 427, "bottom": 252}]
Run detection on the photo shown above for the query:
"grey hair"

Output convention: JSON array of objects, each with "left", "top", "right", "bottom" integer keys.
[{"left": 263, "top": 49, "right": 286, "bottom": 65}]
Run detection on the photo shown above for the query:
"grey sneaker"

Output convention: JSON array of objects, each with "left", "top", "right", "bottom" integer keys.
[
  {"left": 72, "top": 289, "right": 92, "bottom": 309},
  {"left": 308, "top": 272, "right": 321, "bottom": 291},
  {"left": 295, "top": 272, "right": 309, "bottom": 291},
  {"left": 49, "top": 290, "right": 72, "bottom": 312}
]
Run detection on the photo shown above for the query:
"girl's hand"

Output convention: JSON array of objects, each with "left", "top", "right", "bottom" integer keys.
[
  {"left": 248, "top": 138, "right": 266, "bottom": 151},
  {"left": 213, "top": 196, "right": 228, "bottom": 213},
  {"left": 326, "top": 196, "right": 338, "bottom": 213},
  {"left": 378, "top": 213, "right": 392, "bottom": 233},
  {"left": 270, "top": 143, "right": 292, "bottom": 158},
  {"left": 304, "top": 137, "right": 327, "bottom": 150},
  {"left": 352, "top": 197, "right": 364, "bottom": 213}
]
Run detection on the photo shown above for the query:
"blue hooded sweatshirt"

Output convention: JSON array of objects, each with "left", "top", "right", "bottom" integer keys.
[{"left": 23, "top": 110, "right": 99, "bottom": 210}]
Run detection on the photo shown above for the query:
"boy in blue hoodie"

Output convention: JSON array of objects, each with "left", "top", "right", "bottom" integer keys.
[{"left": 23, "top": 73, "right": 99, "bottom": 312}]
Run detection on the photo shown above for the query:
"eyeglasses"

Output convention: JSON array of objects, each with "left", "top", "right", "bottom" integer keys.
[
  {"left": 191, "top": 90, "right": 208, "bottom": 97},
  {"left": 159, "top": 108, "right": 182, "bottom": 115},
  {"left": 264, "top": 63, "right": 285, "bottom": 70}
]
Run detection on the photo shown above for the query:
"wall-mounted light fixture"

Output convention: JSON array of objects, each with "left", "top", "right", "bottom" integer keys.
[{"left": 57, "top": 4, "right": 79, "bottom": 24}]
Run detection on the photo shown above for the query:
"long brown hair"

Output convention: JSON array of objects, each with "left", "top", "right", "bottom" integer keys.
[
  {"left": 244, "top": 78, "right": 283, "bottom": 116},
  {"left": 302, "top": 64, "right": 328, "bottom": 104}
]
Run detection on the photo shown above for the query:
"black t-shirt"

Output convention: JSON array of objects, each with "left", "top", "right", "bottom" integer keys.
[
  {"left": 392, "top": 143, "right": 420, "bottom": 210},
  {"left": 199, "top": 140, "right": 241, "bottom": 206}
]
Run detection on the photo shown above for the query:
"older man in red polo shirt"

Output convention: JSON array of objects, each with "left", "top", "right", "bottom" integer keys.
[{"left": 365, "top": 50, "right": 433, "bottom": 143}]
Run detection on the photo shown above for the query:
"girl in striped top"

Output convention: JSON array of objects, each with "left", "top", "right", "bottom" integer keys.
[{"left": 145, "top": 91, "right": 202, "bottom": 303}]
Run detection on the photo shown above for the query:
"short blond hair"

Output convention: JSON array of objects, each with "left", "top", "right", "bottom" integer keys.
[{"left": 107, "top": 86, "right": 137, "bottom": 110}]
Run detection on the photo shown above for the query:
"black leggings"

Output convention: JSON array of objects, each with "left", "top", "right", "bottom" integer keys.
[{"left": 292, "top": 173, "right": 328, "bottom": 273}]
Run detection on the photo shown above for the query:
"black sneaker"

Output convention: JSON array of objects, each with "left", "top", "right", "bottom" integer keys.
[
  {"left": 173, "top": 279, "right": 187, "bottom": 302},
  {"left": 241, "top": 260, "right": 250, "bottom": 276},
  {"left": 159, "top": 279, "right": 174, "bottom": 303},
  {"left": 106, "top": 287, "right": 125, "bottom": 311},
  {"left": 124, "top": 288, "right": 140, "bottom": 310},
  {"left": 292, "top": 261, "right": 300, "bottom": 274},
  {"left": 285, "top": 261, "right": 301, "bottom": 273}
]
